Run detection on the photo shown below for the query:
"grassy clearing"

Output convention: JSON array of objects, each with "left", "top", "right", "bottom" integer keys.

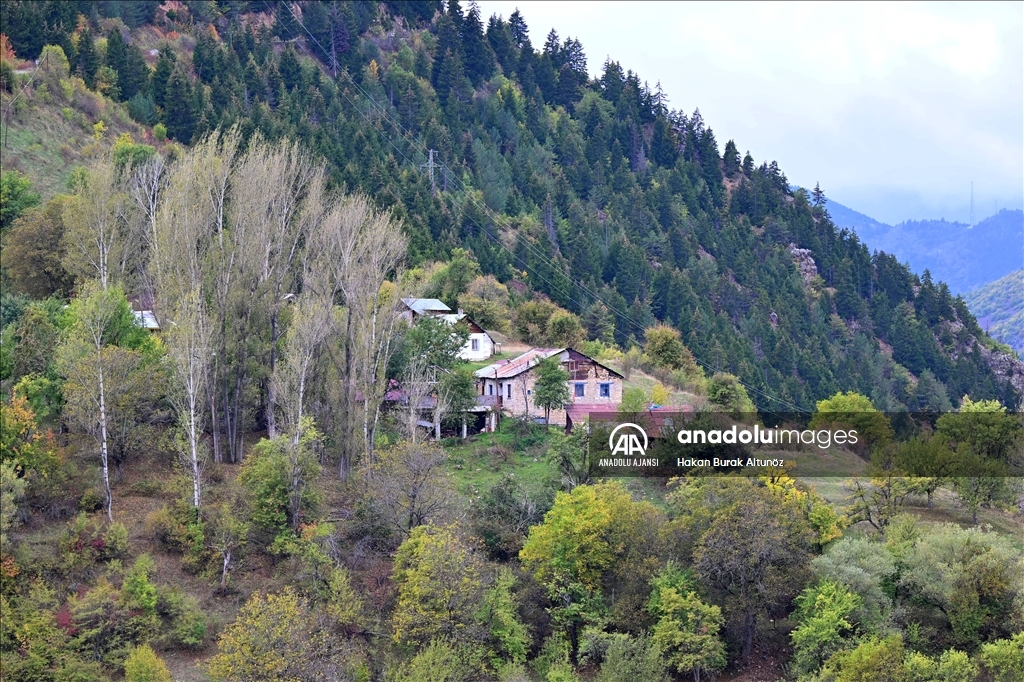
[
  {"left": 441, "top": 420, "right": 557, "bottom": 497},
  {"left": 1, "top": 75, "right": 151, "bottom": 200}
]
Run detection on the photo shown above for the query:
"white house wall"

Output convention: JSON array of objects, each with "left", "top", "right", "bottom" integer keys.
[{"left": 458, "top": 332, "right": 494, "bottom": 361}]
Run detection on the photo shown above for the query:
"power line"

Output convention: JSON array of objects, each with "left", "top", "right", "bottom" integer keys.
[{"left": 262, "top": 1, "right": 809, "bottom": 413}]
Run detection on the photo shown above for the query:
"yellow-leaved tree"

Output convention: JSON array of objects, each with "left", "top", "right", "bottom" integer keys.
[{"left": 207, "top": 588, "right": 363, "bottom": 681}]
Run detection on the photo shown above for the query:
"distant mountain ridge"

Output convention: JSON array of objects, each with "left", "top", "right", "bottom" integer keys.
[{"left": 826, "top": 201, "right": 1023, "bottom": 294}]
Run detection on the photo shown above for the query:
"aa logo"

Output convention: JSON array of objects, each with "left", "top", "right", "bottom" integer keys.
[{"left": 608, "top": 423, "right": 648, "bottom": 457}]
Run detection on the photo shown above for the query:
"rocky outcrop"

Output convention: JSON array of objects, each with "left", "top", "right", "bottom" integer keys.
[
  {"left": 978, "top": 346, "right": 1024, "bottom": 399},
  {"left": 789, "top": 243, "right": 818, "bottom": 283}
]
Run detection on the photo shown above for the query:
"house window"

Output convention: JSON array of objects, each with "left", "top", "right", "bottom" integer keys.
[
  {"left": 471, "top": 338, "right": 479, "bottom": 351},
  {"left": 507, "top": 384, "right": 512, "bottom": 399},
  {"left": 574, "top": 383, "right": 585, "bottom": 398},
  {"left": 599, "top": 383, "right": 611, "bottom": 398},
  {"left": 489, "top": 383, "right": 494, "bottom": 396}
]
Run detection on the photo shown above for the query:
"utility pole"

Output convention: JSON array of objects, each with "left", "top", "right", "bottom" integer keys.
[{"left": 420, "top": 149, "right": 436, "bottom": 192}]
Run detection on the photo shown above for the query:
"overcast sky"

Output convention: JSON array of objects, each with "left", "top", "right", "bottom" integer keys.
[{"left": 478, "top": 1, "right": 1023, "bottom": 225}]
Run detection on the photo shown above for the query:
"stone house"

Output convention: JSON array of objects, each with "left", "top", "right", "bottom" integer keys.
[{"left": 473, "top": 348, "right": 624, "bottom": 428}]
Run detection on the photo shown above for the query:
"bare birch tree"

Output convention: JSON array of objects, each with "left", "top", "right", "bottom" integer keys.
[
  {"left": 165, "top": 289, "right": 212, "bottom": 509},
  {"left": 272, "top": 291, "right": 334, "bottom": 528},
  {"left": 56, "top": 283, "right": 130, "bottom": 520},
  {"left": 324, "top": 197, "right": 407, "bottom": 477},
  {"left": 128, "top": 153, "right": 166, "bottom": 295},
  {"left": 399, "top": 354, "right": 436, "bottom": 445}
]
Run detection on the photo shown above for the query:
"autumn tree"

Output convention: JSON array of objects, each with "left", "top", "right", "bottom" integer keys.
[
  {"left": 458, "top": 275, "right": 511, "bottom": 333},
  {"left": 391, "top": 524, "right": 487, "bottom": 646},
  {"left": 706, "top": 372, "right": 755, "bottom": 413},
  {"left": 362, "top": 441, "right": 455, "bottom": 539},
  {"left": 810, "top": 391, "right": 893, "bottom": 450},
  {"left": 789, "top": 580, "right": 861, "bottom": 676},
  {"left": 206, "top": 589, "right": 352, "bottom": 681},
  {"left": 899, "top": 523, "right": 1021, "bottom": 648},
  {"left": 228, "top": 136, "right": 325, "bottom": 439},
  {"left": 643, "top": 324, "right": 696, "bottom": 371},
  {"left": 650, "top": 586, "right": 726, "bottom": 682},
  {"left": 4, "top": 195, "right": 75, "bottom": 297},
  {"left": 164, "top": 289, "right": 211, "bottom": 509},
  {"left": 598, "top": 633, "right": 669, "bottom": 682},
  {"left": 520, "top": 482, "right": 663, "bottom": 661},
  {"left": 0, "top": 169, "right": 40, "bottom": 230},
  {"left": 547, "top": 429, "right": 595, "bottom": 491},
  {"left": 676, "top": 479, "right": 814, "bottom": 658},
  {"left": 434, "top": 366, "right": 477, "bottom": 441},
  {"left": 206, "top": 503, "right": 249, "bottom": 590},
  {"left": 123, "top": 644, "right": 172, "bottom": 682},
  {"left": 325, "top": 196, "right": 407, "bottom": 476},
  {"left": 404, "top": 315, "right": 470, "bottom": 372}
]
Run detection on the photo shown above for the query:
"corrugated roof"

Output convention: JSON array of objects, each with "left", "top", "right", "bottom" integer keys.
[
  {"left": 474, "top": 348, "right": 564, "bottom": 379},
  {"left": 402, "top": 297, "right": 451, "bottom": 315}
]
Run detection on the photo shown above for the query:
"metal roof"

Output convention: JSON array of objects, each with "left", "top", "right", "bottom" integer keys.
[
  {"left": 474, "top": 348, "right": 564, "bottom": 379},
  {"left": 132, "top": 310, "right": 160, "bottom": 330},
  {"left": 401, "top": 297, "right": 452, "bottom": 315}
]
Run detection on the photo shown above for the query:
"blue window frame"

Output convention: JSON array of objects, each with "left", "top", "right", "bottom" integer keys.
[
  {"left": 599, "top": 383, "right": 611, "bottom": 398},
  {"left": 574, "top": 383, "right": 585, "bottom": 397}
]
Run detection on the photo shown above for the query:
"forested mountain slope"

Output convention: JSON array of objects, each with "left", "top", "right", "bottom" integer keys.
[
  {"left": 964, "top": 270, "right": 1024, "bottom": 356},
  {"left": 2, "top": 0, "right": 1019, "bottom": 411}
]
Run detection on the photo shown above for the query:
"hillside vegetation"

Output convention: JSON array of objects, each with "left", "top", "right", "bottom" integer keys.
[
  {"left": 1, "top": 3, "right": 1023, "bottom": 682},
  {"left": 965, "top": 270, "right": 1024, "bottom": 356}
]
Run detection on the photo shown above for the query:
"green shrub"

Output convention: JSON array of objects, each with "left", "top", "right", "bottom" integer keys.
[
  {"left": 60, "top": 513, "right": 128, "bottom": 569},
  {"left": 979, "top": 633, "right": 1024, "bottom": 682},
  {"left": 156, "top": 585, "right": 208, "bottom": 649},
  {"left": 144, "top": 502, "right": 209, "bottom": 573},
  {"left": 153, "top": 123, "right": 166, "bottom": 141},
  {"left": 124, "top": 644, "right": 172, "bottom": 682}
]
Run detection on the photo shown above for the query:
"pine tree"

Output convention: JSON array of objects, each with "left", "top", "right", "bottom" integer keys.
[
  {"left": 650, "top": 116, "right": 678, "bottom": 167},
  {"left": 105, "top": 28, "right": 128, "bottom": 98},
  {"left": 76, "top": 30, "right": 99, "bottom": 88},
  {"left": 163, "top": 67, "right": 196, "bottom": 143},
  {"left": 742, "top": 151, "right": 754, "bottom": 177},
  {"left": 278, "top": 44, "right": 302, "bottom": 91},
  {"left": 486, "top": 14, "right": 515, "bottom": 74},
  {"left": 508, "top": 8, "right": 529, "bottom": 48},
  {"left": 461, "top": 1, "right": 494, "bottom": 85},
  {"left": 273, "top": 0, "right": 300, "bottom": 40},
  {"left": 812, "top": 181, "right": 826, "bottom": 207},
  {"left": 723, "top": 139, "right": 740, "bottom": 177},
  {"left": 151, "top": 46, "right": 176, "bottom": 109},
  {"left": 431, "top": 13, "right": 463, "bottom": 87},
  {"left": 118, "top": 44, "right": 149, "bottom": 100}
]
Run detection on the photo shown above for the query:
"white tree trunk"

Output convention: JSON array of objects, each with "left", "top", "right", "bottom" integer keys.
[{"left": 97, "top": 362, "right": 112, "bottom": 521}]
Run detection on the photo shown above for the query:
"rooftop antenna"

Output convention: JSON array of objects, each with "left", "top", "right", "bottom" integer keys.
[{"left": 970, "top": 181, "right": 974, "bottom": 227}]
